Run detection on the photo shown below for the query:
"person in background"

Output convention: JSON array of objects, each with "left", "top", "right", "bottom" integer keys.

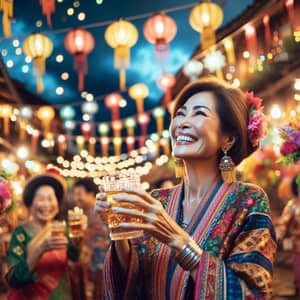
[
  {"left": 73, "top": 178, "right": 110, "bottom": 300},
  {"left": 6, "top": 171, "right": 81, "bottom": 300},
  {"left": 276, "top": 174, "right": 300, "bottom": 297},
  {"left": 95, "top": 77, "right": 276, "bottom": 299}
]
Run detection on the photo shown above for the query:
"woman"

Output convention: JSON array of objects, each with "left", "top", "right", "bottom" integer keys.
[
  {"left": 6, "top": 171, "right": 81, "bottom": 300},
  {"left": 95, "top": 77, "right": 277, "bottom": 299}
]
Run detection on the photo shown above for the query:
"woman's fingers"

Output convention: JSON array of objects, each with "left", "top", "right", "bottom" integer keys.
[{"left": 121, "top": 188, "right": 157, "bottom": 205}]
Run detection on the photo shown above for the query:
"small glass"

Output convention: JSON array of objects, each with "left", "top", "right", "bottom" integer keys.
[
  {"left": 103, "top": 172, "right": 144, "bottom": 240},
  {"left": 68, "top": 206, "right": 84, "bottom": 238},
  {"left": 51, "top": 220, "right": 66, "bottom": 237}
]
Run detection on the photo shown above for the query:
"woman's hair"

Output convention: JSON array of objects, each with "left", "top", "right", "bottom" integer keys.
[
  {"left": 172, "top": 77, "right": 258, "bottom": 165},
  {"left": 291, "top": 175, "right": 299, "bottom": 197}
]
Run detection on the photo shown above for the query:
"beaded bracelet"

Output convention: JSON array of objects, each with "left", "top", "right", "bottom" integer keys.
[{"left": 175, "top": 240, "right": 202, "bottom": 271}]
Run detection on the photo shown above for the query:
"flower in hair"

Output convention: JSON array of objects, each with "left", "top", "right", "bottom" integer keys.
[
  {"left": 0, "top": 177, "right": 12, "bottom": 213},
  {"left": 246, "top": 91, "right": 267, "bottom": 147}
]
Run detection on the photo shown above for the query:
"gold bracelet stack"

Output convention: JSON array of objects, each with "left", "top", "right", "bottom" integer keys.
[{"left": 175, "top": 240, "right": 202, "bottom": 271}]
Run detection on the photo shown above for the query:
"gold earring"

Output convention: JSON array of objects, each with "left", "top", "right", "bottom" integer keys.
[
  {"left": 219, "top": 149, "right": 236, "bottom": 183},
  {"left": 174, "top": 158, "right": 184, "bottom": 178}
]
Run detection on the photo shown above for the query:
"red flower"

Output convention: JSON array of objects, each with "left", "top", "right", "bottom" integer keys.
[
  {"left": 246, "top": 92, "right": 263, "bottom": 110},
  {"left": 280, "top": 140, "right": 298, "bottom": 156}
]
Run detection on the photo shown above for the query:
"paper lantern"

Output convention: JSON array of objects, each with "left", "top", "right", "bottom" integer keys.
[
  {"left": 245, "top": 24, "right": 258, "bottom": 69},
  {"left": 183, "top": 60, "right": 203, "bottom": 81},
  {"left": 36, "top": 106, "right": 55, "bottom": 136},
  {"left": 285, "top": 0, "right": 295, "bottom": 28},
  {"left": 88, "top": 137, "right": 96, "bottom": 156},
  {"left": 98, "top": 123, "right": 110, "bottom": 136},
  {"left": 223, "top": 37, "right": 236, "bottom": 66},
  {"left": 0, "top": 104, "right": 12, "bottom": 137},
  {"left": 189, "top": 1, "right": 223, "bottom": 50},
  {"left": 105, "top": 19, "right": 138, "bottom": 90},
  {"left": 112, "top": 120, "right": 123, "bottom": 137},
  {"left": 263, "top": 14, "right": 272, "bottom": 50},
  {"left": 64, "top": 120, "right": 75, "bottom": 149},
  {"left": 64, "top": 28, "right": 95, "bottom": 91},
  {"left": 100, "top": 136, "right": 110, "bottom": 156},
  {"left": 153, "top": 107, "right": 166, "bottom": 135},
  {"left": 137, "top": 112, "right": 150, "bottom": 147},
  {"left": 128, "top": 83, "right": 149, "bottom": 115},
  {"left": 57, "top": 134, "right": 66, "bottom": 156},
  {"left": 105, "top": 93, "right": 122, "bottom": 121},
  {"left": 23, "top": 33, "right": 53, "bottom": 93},
  {"left": 19, "top": 106, "right": 32, "bottom": 141},
  {"left": 124, "top": 117, "right": 136, "bottom": 136},
  {"left": 203, "top": 50, "right": 225, "bottom": 79},
  {"left": 126, "top": 136, "right": 135, "bottom": 153},
  {"left": 0, "top": 0, "right": 13, "bottom": 38},
  {"left": 31, "top": 129, "right": 40, "bottom": 154},
  {"left": 81, "top": 101, "right": 99, "bottom": 121},
  {"left": 39, "top": 0, "right": 55, "bottom": 28},
  {"left": 143, "top": 12, "right": 177, "bottom": 62},
  {"left": 113, "top": 137, "right": 122, "bottom": 156},
  {"left": 76, "top": 136, "right": 85, "bottom": 152},
  {"left": 60, "top": 105, "right": 75, "bottom": 120},
  {"left": 157, "top": 74, "right": 176, "bottom": 108},
  {"left": 80, "top": 122, "right": 92, "bottom": 140}
]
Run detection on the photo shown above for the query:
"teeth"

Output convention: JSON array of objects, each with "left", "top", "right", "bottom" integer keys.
[{"left": 176, "top": 135, "right": 194, "bottom": 142}]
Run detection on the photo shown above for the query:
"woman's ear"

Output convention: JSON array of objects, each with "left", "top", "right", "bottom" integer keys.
[{"left": 222, "top": 136, "right": 236, "bottom": 152}]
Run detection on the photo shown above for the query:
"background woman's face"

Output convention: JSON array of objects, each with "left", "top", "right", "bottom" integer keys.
[
  {"left": 170, "top": 91, "right": 225, "bottom": 161},
  {"left": 30, "top": 185, "right": 59, "bottom": 224}
]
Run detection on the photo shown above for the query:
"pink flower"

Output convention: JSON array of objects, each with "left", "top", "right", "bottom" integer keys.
[
  {"left": 0, "top": 182, "right": 11, "bottom": 200},
  {"left": 280, "top": 140, "right": 298, "bottom": 156},
  {"left": 248, "top": 110, "right": 266, "bottom": 147},
  {"left": 246, "top": 92, "right": 263, "bottom": 110}
]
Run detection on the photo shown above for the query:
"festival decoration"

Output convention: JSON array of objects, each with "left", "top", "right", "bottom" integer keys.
[
  {"left": 0, "top": 172, "right": 12, "bottom": 214},
  {"left": 31, "top": 129, "right": 40, "bottom": 154},
  {"left": 89, "top": 137, "right": 96, "bottom": 156},
  {"left": 160, "top": 137, "right": 171, "bottom": 156},
  {"left": 143, "top": 12, "right": 177, "bottom": 64},
  {"left": 189, "top": 1, "right": 223, "bottom": 50},
  {"left": 100, "top": 136, "right": 110, "bottom": 156},
  {"left": 113, "top": 137, "right": 122, "bottom": 156},
  {"left": 64, "top": 28, "right": 95, "bottom": 91},
  {"left": 112, "top": 120, "right": 123, "bottom": 137},
  {"left": 105, "top": 93, "right": 122, "bottom": 121},
  {"left": 64, "top": 120, "right": 76, "bottom": 150},
  {"left": 157, "top": 73, "right": 176, "bottom": 108},
  {"left": 60, "top": 106, "right": 76, "bottom": 121},
  {"left": 244, "top": 24, "right": 258, "bottom": 69},
  {"left": 39, "top": 0, "right": 55, "bottom": 27},
  {"left": 183, "top": 60, "right": 203, "bottom": 81},
  {"left": 126, "top": 136, "right": 135, "bottom": 152},
  {"left": 263, "top": 14, "right": 272, "bottom": 50},
  {"left": 98, "top": 123, "right": 110, "bottom": 136},
  {"left": 203, "top": 50, "right": 226, "bottom": 79},
  {"left": 19, "top": 107, "right": 32, "bottom": 141},
  {"left": 57, "top": 134, "right": 66, "bottom": 156},
  {"left": 76, "top": 136, "right": 85, "bottom": 152},
  {"left": 36, "top": 106, "right": 55, "bottom": 137},
  {"left": 137, "top": 112, "right": 150, "bottom": 147},
  {"left": 105, "top": 19, "right": 138, "bottom": 90},
  {"left": 0, "top": 0, "right": 13, "bottom": 38},
  {"left": 223, "top": 37, "right": 236, "bottom": 66},
  {"left": 128, "top": 83, "right": 149, "bottom": 115},
  {"left": 80, "top": 122, "right": 92, "bottom": 140},
  {"left": 23, "top": 33, "right": 53, "bottom": 93},
  {"left": 0, "top": 104, "right": 12, "bottom": 137},
  {"left": 285, "top": 0, "right": 295, "bottom": 29},
  {"left": 153, "top": 107, "right": 165, "bottom": 135},
  {"left": 124, "top": 117, "right": 136, "bottom": 136}
]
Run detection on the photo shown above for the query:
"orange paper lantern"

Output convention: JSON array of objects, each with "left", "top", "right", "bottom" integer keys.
[
  {"left": 65, "top": 28, "right": 95, "bottom": 91},
  {"left": 157, "top": 74, "right": 176, "bottom": 108},
  {"left": 105, "top": 93, "right": 122, "bottom": 121},
  {"left": 39, "top": 0, "right": 55, "bottom": 28},
  {"left": 0, "top": 0, "right": 13, "bottom": 37}
]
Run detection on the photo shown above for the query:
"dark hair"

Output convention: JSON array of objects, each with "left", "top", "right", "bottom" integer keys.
[
  {"left": 172, "top": 77, "right": 258, "bottom": 165},
  {"left": 74, "top": 178, "right": 98, "bottom": 196},
  {"left": 291, "top": 175, "right": 299, "bottom": 197}
]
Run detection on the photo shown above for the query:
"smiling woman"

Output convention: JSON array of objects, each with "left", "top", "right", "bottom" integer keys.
[{"left": 95, "top": 76, "right": 276, "bottom": 300}]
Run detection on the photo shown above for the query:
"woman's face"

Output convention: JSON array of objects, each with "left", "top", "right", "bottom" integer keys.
[
  {"left": 170, "top": 91, "right": 226, "bottom": 161},
  {"left": 30, "top": 185, "right": 59, "bottom": 224}
]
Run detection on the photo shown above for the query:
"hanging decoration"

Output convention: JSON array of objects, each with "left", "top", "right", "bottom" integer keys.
[
  {"left": 183, "top": 60, "right": 203, "bottom": 81},
  {"left": 143, "top": 12, "right": 177, "bottom": 69},
  {"left": 126, "top": 136, "right": 135, "bottom": 153},
  {"left": 153, "top": 107, "right": 165, "bottom": 135},
  {"left": 64, "top": 120, "right": 76, "bottom": 150},
  {"left": 113, "top": 137, "right": 122, "bottom": 156},
  {"left": 285, "top": 0, "right": 295, "bottom": 29},
  {"left": 80, "top": 122, "right": 92, "bottom": 141},
  {"left": 36, "top": 106, "right": 55, "bottom": 137},
  {"left": 76, "top": 136, "right": 85, "bottom": 152},
  {"left": 0, "top": 104, "right": 12, "bottom": 137},
  {"left": 57, "top": 134, "right": 66, "bottom": 156},
  {"left": 160, "top": 137, "right": 171, "bottom": 156},
  {"left": 89, "top": 137, "right": 96, "bottom": 156},
  {"left": 203, "top": 50, "right": 226, "bottom": 79},
  {"left": 105, "top": 19, "right": 138, "bottom": 91},
  {"left": 124, "top": 117, "right": 136, "bottom": 137},
  {"left": 64, "top": 28, "right": 95, "bottom": 91},
  {"left": 100, "top": 136, "right": 110, "bottom": 157},
  {"left": 244, "top": 24, "right": 258, "bottom": 69},
  {"left": 60, "top": 105, "right": 76, "bottom": 121},
  {"left": 39, "top": 0, "right": 55, "bottom": 28},
  {"left": 263, "top": 14, "right": 272, "bottom": 51},
  {"left": 157, "top": 73, "right": 176, "bottom": 109},
  {"left": 19, "top": 106, "right": 32, "bottom": 141},
  {"left": 128, "top": 83, "right": 149, "bottom": 115},
  {"left": 112, "top": 120, "right": 123, "bottom": 137},
  {"left": 0, "top": 0, "right": 13, "bottom": 38},
  {"left": 81, "top": 101, "right": 98, "bottom": 135},
  {"left": 137, "top": 112, "right": 150, "bottom": 147},
  {"left": 189, "top": 1, "right": 223, "bottom": 50},
  {"left": 31, "top": 129, "right": 40, "bottom": 155},
  {"left": 105, "top": 93, "right": 122, "bottom": 121},
  {"left": 98, "top": 123, "right": 110, "bottom": 137},
  {"left": 23, "top": 33, "right": 53, "bottom": 93},
  {"left": 223, "top": 37, "right": 236, "bottom": 66}
]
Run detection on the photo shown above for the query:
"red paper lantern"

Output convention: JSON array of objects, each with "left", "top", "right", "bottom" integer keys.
[
  {"left": 64, "top": 28, "right": 95, "bottom": 91},
  {"left": 105, "top": 93, "right": 122, "bottom": 121},
  {"left": 263, "top": 14, "right": 272, "bottom": 50},
  {"left": 157, "top": 74, "right": 176, "bottom": 108},
  {"left": 126, "top": 136, "right": 135, "bottom": 153},
  {"left": 39, "top": 0, "right": 55, "bottom": 28},
  {"left": 143, "top": 12, "right": 177, "bottom": 62}
]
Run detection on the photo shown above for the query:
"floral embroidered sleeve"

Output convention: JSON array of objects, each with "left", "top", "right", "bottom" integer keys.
[
  {"left": 6, "top": 226, "right": 38, "bottom": 287},
  {"left": 194, "top": 186, "right": 277, "bottom": 300}
]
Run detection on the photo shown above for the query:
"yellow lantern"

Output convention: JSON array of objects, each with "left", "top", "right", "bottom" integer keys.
[
  {"left": 128, "top": 83, "right": 149, "bottom": 115},
  {"left": 23, "top": 33, "right": 53, "bottom": 93},
  {"left": 0, "top": 104, "right": 12, "bottom": 137},
  {"left": 89, "top": 137, "right": 96, "bottom": 156},
  {"left": 223, "top": 37, "right": 235, "bottom": 66},
  {"left": 113, "top": 137, "right": 122, "bottom": 156},
  {"left": 105, "top": 19, "right": 138, "bottom": 90},
  {"left": 36, "top": 106, "right": 55, "bottom": 136},
  {"left": 76, "top": 136, "right": 85, "bottom": 152},
  {"left": 189, "top": 1, "right": 223, "bottom": 50},
  {"left": 0, "top": 0, "right": 13, "bottom": 38}
]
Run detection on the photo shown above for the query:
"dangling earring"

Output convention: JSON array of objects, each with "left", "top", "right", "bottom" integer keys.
[
  {"left": 219, "top": 149, "right": 236, "bottom": 183},
  {"left": 174, "top": 158, "right": 185, "bottom": 178}
]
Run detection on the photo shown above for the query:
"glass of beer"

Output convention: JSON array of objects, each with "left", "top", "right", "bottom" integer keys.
[
  {"left": 51, "top": 220, "right": 66, "bottom": 237},
  {"left": 68, "top": 206, "right": 84, "bottom": 238},
  {"left": 103, "top": 172, "right": 144, "bottom": 240}
]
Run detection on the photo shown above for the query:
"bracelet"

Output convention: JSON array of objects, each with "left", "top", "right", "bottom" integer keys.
[{"left": 175, "top": 240, "right": 202, "bottom": 271}]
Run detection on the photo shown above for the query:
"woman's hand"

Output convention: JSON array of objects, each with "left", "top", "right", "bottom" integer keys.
[
  {"left": 110, "top": 188, "right": 191, "bottom": 251},
  {"left": 39, "top": 236, "right": 68, "bottom": 253},
  {"left": 94, "top": 190, "right": 112, "bottom": 223}
]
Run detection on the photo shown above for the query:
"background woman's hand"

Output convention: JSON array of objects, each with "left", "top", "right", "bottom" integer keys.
[
  {"left": 39, "top": 236, "right": 68, "bottom": 253},
  {"left": 94, "top": 190, "right": 111, "bottom": 222}
]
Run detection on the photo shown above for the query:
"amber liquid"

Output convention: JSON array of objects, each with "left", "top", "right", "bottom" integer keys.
[
  {"left": 51, "top": 230, "right": 66, "bottom": 237},
  {"left": 69, "top": 219, "right": 82, "bottom": 238},
  {"left": 106, "top": 192, "right": 143, "bottom": 240}
]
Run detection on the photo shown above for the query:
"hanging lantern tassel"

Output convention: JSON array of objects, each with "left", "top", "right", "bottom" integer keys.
[
  {"left": 57, "top": 135, "right": 66, "bottom": 157},
  {"left": 74, "top": 53, "right": 88, "bottom": 92},
  {"left": 160, "top": 138, "right": 170, "bottom": 156},
  {"left": 113, "top": 137, "right": 122, "bottom": 156},
  {"left": 89, "top": 137, "right": 96, "bottom": 156},
  {"left": 126, "top": 137, "right": 135, "bottom": 153},
  {"left": 245, "top": 25, "right": 258, "bottom": 69},
  {"left": 39, "top": 0, "right": 55, "bottom": 28},
  {"left": 76, "top": 136, "right": 85, "bottom": 152},
  {"left": 263, "top": 14, "right": 272, "bottom": 51},
  {"left": 19, "top": 121, "right": 27, "bottom": 141},
  {"left": 223, "top": 37, "right": 236, "bottom": 66},
  {"left": 115, "top": 45, "right": 129, "bottom": 91},
  {"left": 0, "top": 0, "right": 13, "bottom": 38},
  {"left": 33, "top": 56, "right": 46, "bottom": 93},
  {"left": 285, "top": 0, "right": 295, "bottom": 29},
  {"left": 31, "top": 130, "right": 40, "bottom": 154},
  {"left": 100, "top": 137, "right": 109, "bottom": 157}
]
